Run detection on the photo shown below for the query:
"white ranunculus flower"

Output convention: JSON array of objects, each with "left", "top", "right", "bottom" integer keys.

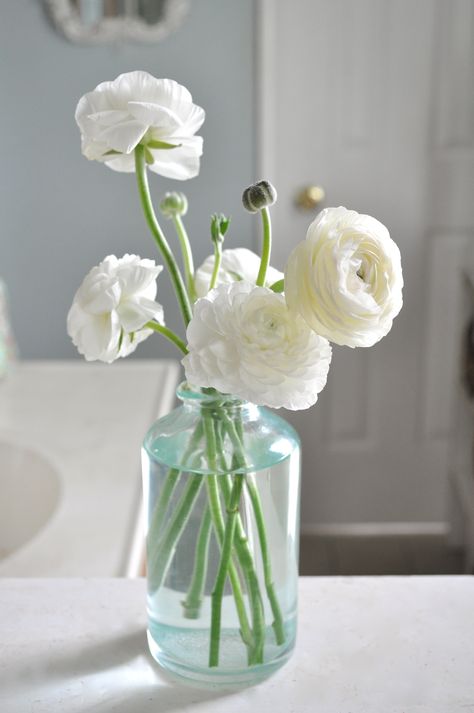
[
  {"left": 182, "top": 281, "right": 332, "bottom": 410},
  {"left": 67, "top": 254, "right": 164, "bottom": 363},
  {"left": 285, "top": 207, "right": 403, "bottom": 348},
  {"left": 194, "top": 248, "right": 283, "bottom": 298},
  {"left": 75, "top": 71, "right": 204, "bottom": 179}
]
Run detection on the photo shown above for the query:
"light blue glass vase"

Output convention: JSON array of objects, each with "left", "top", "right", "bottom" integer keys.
[{"left": 142, "top": 383, "right": 301, "bottom": 686}]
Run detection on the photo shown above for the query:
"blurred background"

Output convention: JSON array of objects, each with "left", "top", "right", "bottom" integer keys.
[{"left": 1, "top": 0, "right": 473, "bottom": 577}]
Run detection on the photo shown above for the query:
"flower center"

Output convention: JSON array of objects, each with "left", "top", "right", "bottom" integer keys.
[
  {"left": 353, "top": 253, "right": 377, "bottom": 294},
  {"left": 244, "top": 304, "right": 288, "bottom": 348}
]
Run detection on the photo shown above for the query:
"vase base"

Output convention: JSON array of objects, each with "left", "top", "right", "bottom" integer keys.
[{"left": 147, "top": 628, "right": 294, "bottom": 688}]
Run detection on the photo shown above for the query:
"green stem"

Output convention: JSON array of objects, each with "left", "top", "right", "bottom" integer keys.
[
  {"left": 224, "top": 415, "right": 286, "bottom": 646},
  {"left": 203, "top": 414, "right": 254, "bottom": 654},
  {"left": 145, "top": 321, "right": 188, "bottom": 355},
  {"left": 245, "top": 476, "right": 285, "bottom": 645},
  {"left": 215, "top": 421, "right": 265, "bottom": 664},
  {"left": 147, "top": 467, "right": 180, "bottom": 545},
  {"left": 134, "top": 145, "right": 193, "bottom": 326},
  {"left": 148, "top": 474, "right": 203, "bottom": 592},
  {"left": 209, "top": 241, "right": 222, "bottom": 291},
  {"left": 256, "top": 207, "right": 272, "bottom": 287},
  {"left": 172, "top": 214, "right": 197, "bottom": 303},
  {"left": 147, "top": 422, "right": 203, "bottom": 546},
  {"left": 147, "top": 422, "right": 204, "bottom": 592},
  {"left": 181, "top": 505, "right": 212, "bottom": 618},
  {"left": 209, "top": 473, "right": 244, "bottom": 667}
]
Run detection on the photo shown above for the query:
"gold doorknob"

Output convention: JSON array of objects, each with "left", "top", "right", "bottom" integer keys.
[{"left": 295, "top": 185, "right": 326, "bottom": 210}]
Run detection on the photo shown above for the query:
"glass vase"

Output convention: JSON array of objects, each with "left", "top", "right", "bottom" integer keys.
[{"left": 142, "top": 382, "right": 301, "bottom": 686}]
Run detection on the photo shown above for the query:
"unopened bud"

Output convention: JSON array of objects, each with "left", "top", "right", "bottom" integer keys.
[
  {"left": 159, "top": 192, "right": 188, "bottom": 218},
  {"left": 210, "top": 213, "right": 230, "bottom": 243},
  {"left": 242, "top": 180, "right": 277, "bottom": 213}
]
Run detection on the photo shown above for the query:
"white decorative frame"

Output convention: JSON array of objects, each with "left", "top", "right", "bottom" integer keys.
[{"left": 45, "top": 0, "right": 190, "bottom": 44}]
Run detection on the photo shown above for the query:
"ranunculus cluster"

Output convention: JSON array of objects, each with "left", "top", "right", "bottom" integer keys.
[
  {"left": 182, "top": 281, "right": 332, "bottom": 410},
  {"left": 285, "top": 207, "right": 403, "bottom": 348},
  {"left": 67, "top": 254, "right": 164, "bottom": 363},
  {"left": 70, "top": 72, "right": 404, "bottom": 411}
]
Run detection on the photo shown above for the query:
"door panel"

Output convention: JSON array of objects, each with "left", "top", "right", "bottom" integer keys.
[{"left": 258, "top": 0, "right": 474, "bottom": 525}]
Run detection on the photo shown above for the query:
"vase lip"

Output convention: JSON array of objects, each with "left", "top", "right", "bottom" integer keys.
[{"left": 176, "top": 381, "right": 249, "bottom": 406}]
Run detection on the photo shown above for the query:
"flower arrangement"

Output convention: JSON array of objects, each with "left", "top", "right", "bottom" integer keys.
[{"left": 68, "top": 71, "right": 403, "bottom": 679}]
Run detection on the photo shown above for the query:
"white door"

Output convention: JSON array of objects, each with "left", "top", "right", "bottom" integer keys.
[{"left": 257, "top": 0, "right": 474, "bottom": 528}]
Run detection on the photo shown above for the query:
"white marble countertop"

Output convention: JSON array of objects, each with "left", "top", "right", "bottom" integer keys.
[
  {"left": 0, "top": 360, "right": 179, "bottom": 577},
  {"left": 1, "top": 576, "right": 474, "bottom": 712}
]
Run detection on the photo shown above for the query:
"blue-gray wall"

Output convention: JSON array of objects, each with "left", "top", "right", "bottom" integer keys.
[{"left": 0, "top": 0, "right": 256, "bottom": 359}]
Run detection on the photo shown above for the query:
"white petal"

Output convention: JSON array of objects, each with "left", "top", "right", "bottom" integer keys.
[
  {"left": 132, "top": 76, "right": 194, "bottom": 114},
  {"left": 95, "top": 119, "right": 147, "bottom": 154},
  {"left": 116, "top": 259, "right": 162, "bottom": 298},
  {"left": 148, "top": 139, "right": 203, "bottom": 180},
  {"left": 104, "top": 154, "right": 136, "bottom": 173},
  {"left": 119, "top": 327, "right": 153, "bottom": 358},
  {"left": 127, "top": 102, "right": 183, "bottom": 132},
  {"left": 116, "top": 298, "right": 163, "bottom": 332}
]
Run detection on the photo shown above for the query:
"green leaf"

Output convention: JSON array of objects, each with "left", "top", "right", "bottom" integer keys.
[
  {"left": 220, "top": 217, "right": 231, "bottom": 236},
  {"left": 270, "top": 278, "right": 285, "bottom": 293},
  {"left": 147, "top": 139, "right": 182, "bottom": 150},
  {"left": 144, "top": 147, "right": 155, "bottom": 165}
]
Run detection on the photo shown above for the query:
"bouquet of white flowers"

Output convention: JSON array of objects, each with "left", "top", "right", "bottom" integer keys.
[{"left": 68, "top": 71, "right": 403, "bottom": 684}]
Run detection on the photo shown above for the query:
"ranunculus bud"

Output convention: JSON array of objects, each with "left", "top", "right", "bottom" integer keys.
[
  {"left": 159, "top": 192, "right": 188, "bottom": 218},
  {"left": 210, "top": 213, "right": 230, "bottom": 243},
  {"left": 242, "top": 180, "right": 277, "bottom": 213}
]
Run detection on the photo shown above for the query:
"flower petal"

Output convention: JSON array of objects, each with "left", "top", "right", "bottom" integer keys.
[
  {"left": 95, "top": 119, "right": 148, "bottom": 154},
  {"left": 116, "top": 298, "right": 164, "bottom": 332},
  {"left": 148, "top": 138, "right": 203, "bottom": 180},
  {"left": 127, "top": 102, "right": 183, "bottom": 132}
]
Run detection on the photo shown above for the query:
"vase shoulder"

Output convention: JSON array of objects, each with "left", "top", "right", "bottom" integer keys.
[{"left": 143, "top": 400, "right": 300, "bottom": 475}]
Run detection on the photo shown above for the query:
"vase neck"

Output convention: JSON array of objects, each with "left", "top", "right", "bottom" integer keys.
[{"left": 176, "top": 382, "right": 256, "bottom": 416}]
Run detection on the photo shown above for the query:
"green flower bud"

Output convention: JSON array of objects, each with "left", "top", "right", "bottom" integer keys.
[
  {"left": 210, "top": 213, "right": 231, "bottom": 243},
  {"left": 159, "top": 192, "right": 188, "bottom": 218},
  {"left": 242, "top": 180, "right": 277, "bottom": 213}
]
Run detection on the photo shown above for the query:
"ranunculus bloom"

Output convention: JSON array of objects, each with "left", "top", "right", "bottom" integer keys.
[
  {"left": 75, "top": 71, "right": 204, "bottom": 179},
  {"left": 67, "top": 254, "right": 164, "bottom": 363},
  {"left": 182, "top": 281, "right": 332, "bottom": 410},
  {"left": 285, "top": 207, "right": 403, "bottom": 348},
  {"left": 194, "top": 248, "right": 283, "bottom": 298}
]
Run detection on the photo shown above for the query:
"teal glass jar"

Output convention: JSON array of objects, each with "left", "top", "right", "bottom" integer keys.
[{"left": 142, "top": 383, "right": 301, "bottom": 686}]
